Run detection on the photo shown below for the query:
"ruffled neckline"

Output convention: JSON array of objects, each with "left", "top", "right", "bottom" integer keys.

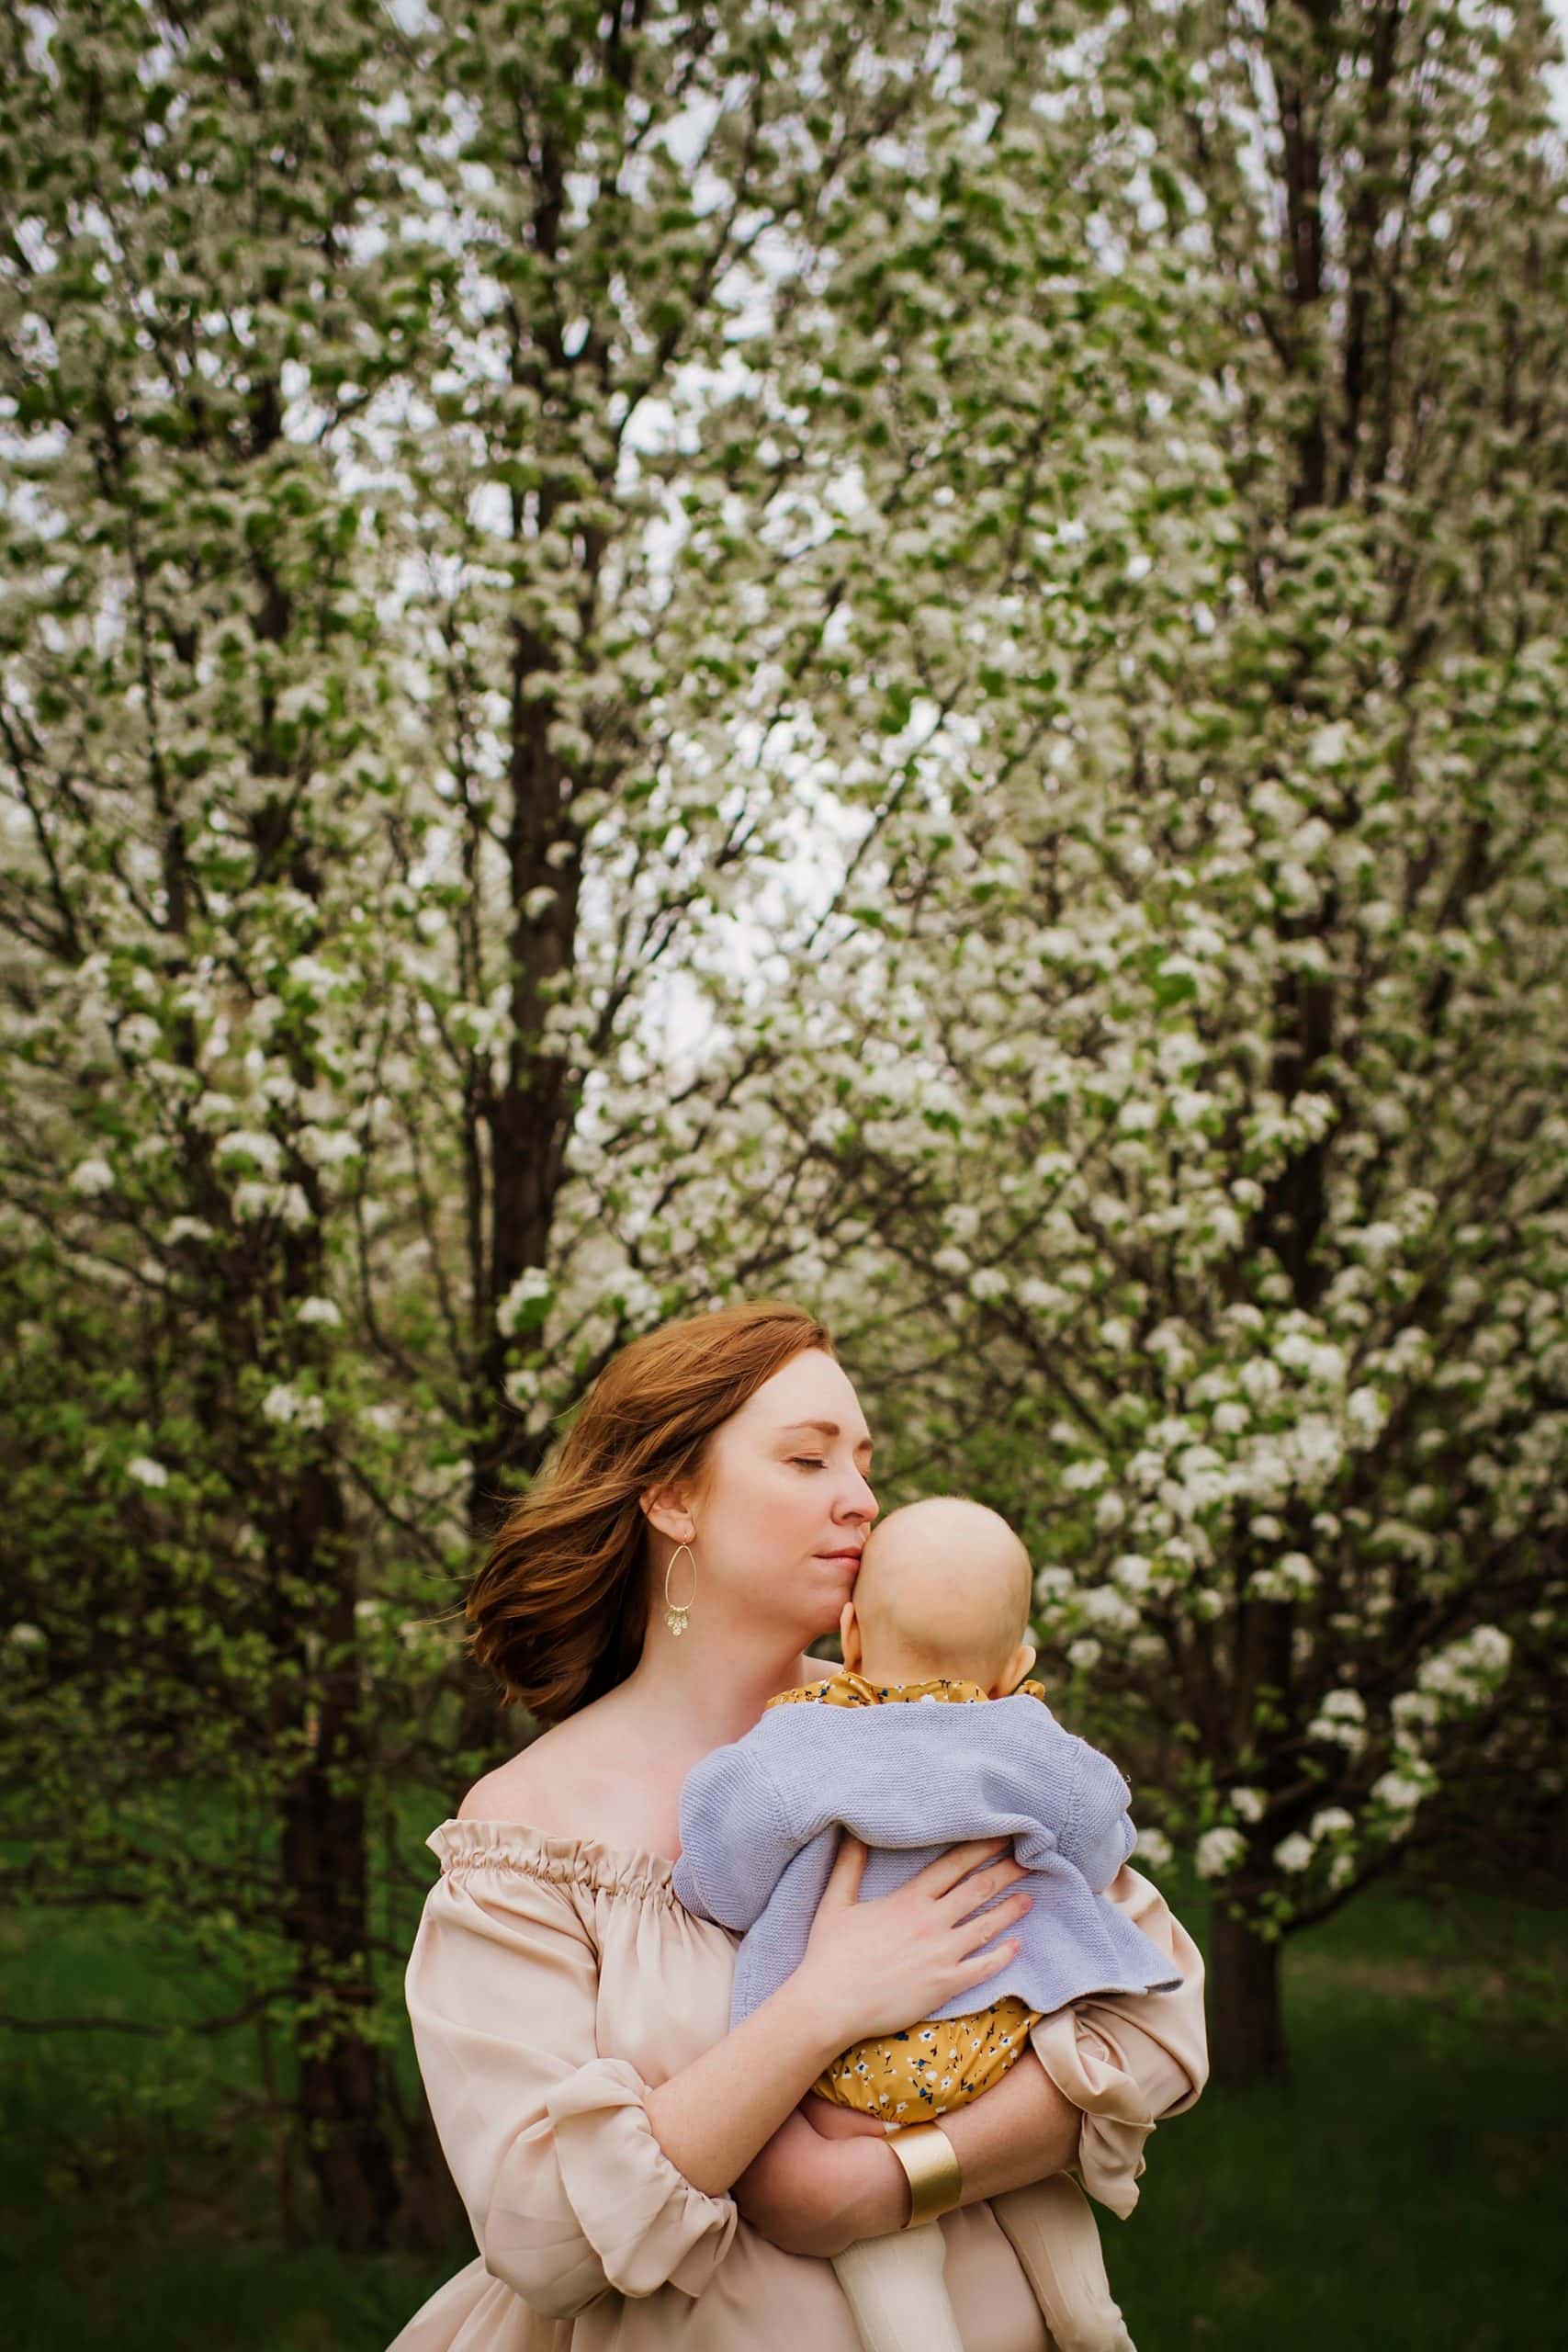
[{"left": 429, "top": 1815, "right": 679, "bottom": 1896}]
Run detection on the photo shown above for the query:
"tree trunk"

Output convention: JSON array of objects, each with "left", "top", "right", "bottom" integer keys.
[
  {"left": 1207, "top": 1905, "right": 1289, "bottom": 2087},
  {"left": 276, "top": 1454, "right": 403, "bottom": 2252},
  {"left": 397, "top": 2103, "right": 471, "bottom": 2254}
]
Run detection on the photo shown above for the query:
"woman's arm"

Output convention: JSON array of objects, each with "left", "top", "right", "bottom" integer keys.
[
  {"left": 738, "top": 2050, "right": 1082, "bottom": 2256},
  {"left": 649, "top": 1829, "right": 1032, "bottom": 2200},
  {"left": 642, "top": 1968, "right": 857, "bottom": 2198},
  {"left": 935, "top": 2046, "right": 1080, "bottom": 2202}
]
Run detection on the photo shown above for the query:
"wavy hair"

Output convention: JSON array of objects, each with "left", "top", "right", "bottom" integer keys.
[{"left": 467, "top": 1298, "right": 834, "bottom": 1722}]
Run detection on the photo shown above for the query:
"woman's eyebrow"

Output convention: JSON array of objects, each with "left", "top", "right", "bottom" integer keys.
[{"left": 780, "top": 1419, "right": 874, "bottom": 1452}]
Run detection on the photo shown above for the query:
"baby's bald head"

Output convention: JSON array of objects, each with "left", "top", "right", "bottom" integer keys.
[{"left": 848, "top": 1497, "right": 1033, "bottom": 1690}]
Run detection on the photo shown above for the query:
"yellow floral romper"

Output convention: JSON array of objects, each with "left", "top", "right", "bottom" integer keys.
[{"left": 763, "top": 1667, "right": 1049, "bottom": 2126}]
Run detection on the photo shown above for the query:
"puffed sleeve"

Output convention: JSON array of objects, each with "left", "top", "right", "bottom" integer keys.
[
  {"left": 404, "top": 1849, "right": 739, "bottom": 2320},
  {"left": 1029, "top": 1861, "right": 1209, "bottom": 2220}
]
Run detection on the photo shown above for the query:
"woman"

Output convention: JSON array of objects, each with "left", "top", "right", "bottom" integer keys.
[{"left": 389, "top": 1301, "right": 1206, "bottom": 2352}]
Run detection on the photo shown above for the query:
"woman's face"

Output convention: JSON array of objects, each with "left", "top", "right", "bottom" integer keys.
[{"left": 682, "top": 1348, "right": 878, "bottom": 1642}]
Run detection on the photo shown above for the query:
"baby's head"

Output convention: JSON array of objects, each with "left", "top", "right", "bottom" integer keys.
[{"left": 840, "top": 1497, "right": 1036, "bottom": 1700}]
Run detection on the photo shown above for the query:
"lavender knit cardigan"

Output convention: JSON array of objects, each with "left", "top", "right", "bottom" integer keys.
[{"left": 671, "top": 1693, "right": 1182, "bottom": 2030}]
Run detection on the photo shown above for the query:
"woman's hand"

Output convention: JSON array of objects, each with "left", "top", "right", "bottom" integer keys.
[
  {"left": 734, "top": 2109, "right": 908, "bottom": 2256},
  {"left": 793, "top": 1829, "right": 1032, "bottom": 2050}
]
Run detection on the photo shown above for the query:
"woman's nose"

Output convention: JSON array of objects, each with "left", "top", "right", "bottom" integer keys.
[{"left": 840, "top": 1471, "right": 877, "bottom": 1522}]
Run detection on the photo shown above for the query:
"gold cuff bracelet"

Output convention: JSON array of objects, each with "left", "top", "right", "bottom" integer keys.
[{"left": 886, "top": 2119, "right": 964, "bottom": 2229}]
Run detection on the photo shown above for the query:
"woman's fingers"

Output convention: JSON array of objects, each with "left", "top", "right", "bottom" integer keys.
[
  {"left": 821, "top": 1828, "right": 866, "bottom": 1902},
  {"left": 963, "top": 1931, "right": 1023, "bottom": 1981},
  {"left": 962, "top": 1890, "right": 1032, "bottom": 1953},
  {"left": 914, "top": 1836, "right": 1020, "bottom": 1901},
  {"left": 941, "top": 1855, "right": 1031, "bottom": 1920}
]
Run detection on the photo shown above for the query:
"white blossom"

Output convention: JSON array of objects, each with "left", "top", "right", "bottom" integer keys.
[
  {"left": 1079, "top": 1584, "right": 1141, "bottom": 1634},
  {"left": 1416, "top": 1624, "right": 1512, "bottom": 1707},
  {"left": 164, "top": 1216, "right": 216, "bottom": 1246},
  {"left": 1196, "top": 1826, "right": 1247, "bottom": 1879},
  {"left": 496, "top": 1267, "right": 552, "bottom": 1336},
  {"left": 1248, "top": 1551, "right": 1317, "bottom": 1601},
  {"left": 1273, "top": 1832, "right": 1315, "bottom": 1872},
  {"left": 216, "top": 1130, "right": 284, "bottom": 1176},
  {"left": 296, "top": 1126, "right": 360, "bottom": 1170},
  {"left": 1307, "top": 1687, "right": 1369, "bottom": 1752},
  {"left": 260, "top": 1384, "right": 326, "bottom": 1430},
  {"left": 125, "top": 1455, "right": 170, "bottom": 1489},
  {"left": 1134, "top": 1826, "right": 1173, "bottom": 1872},
  {"left": 1033, "top": 1566, "right": 1074, "bottom": 1608}
]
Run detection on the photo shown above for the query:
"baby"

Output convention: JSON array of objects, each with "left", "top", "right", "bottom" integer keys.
[{"left": 671, "top": 1497, "right": 1184, "bottom": 2352}]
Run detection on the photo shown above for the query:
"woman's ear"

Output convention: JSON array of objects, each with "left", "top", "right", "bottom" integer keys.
[
  {"left": 640, "top": 1483, "right": 696, "bottom": 1545},
  {"left": 839, "top": 1599, "right": 863, "bottom": 1674}
]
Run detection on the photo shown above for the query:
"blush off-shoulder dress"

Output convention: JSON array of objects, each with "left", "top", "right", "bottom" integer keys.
[{"left": 387, "top": 1819, "right": 1208, "bottom": 2352}]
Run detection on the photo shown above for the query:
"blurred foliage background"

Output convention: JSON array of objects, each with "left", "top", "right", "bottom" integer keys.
[{"left": 1, "top": 0, "right": 1564, "bottom": 2343}]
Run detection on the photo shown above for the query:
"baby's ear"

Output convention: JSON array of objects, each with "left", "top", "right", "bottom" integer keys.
[
  {"left": 839, "top": 1599, "right": 862, "bottom": 1671},
  {"left": 994, "top": 1640, "right": 1037, "bottom": 1697}
]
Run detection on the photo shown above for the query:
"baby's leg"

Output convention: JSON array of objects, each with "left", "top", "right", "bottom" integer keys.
[
  {"left": 832, "top": 2222, "right": 966, "bottom": 2352},
  {"left": 803, "top": 2091, "right": 887, "bottom": 2139},
  {"left": 991, "top": 2177, "right": 1136, "bottom": 2352}
]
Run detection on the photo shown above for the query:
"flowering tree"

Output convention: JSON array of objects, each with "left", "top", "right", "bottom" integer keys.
[
  {"left": 0, "top": 0, "right": 464, "bottom": 2245},
  {"left": 753, "top": 0, "right": 1568, "bottom": 2082},
  {"left": 1, "top": 0, "right": 1206, "bottom": 2226},
  {"left": 347, "top": 0, "right": 1194, "bottom": 1595}
]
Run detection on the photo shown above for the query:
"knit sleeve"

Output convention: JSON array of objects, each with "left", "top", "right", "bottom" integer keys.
[
  {"left": 671, "top": 1745, "right": 799, "bottom": 1931},
  {"left": 1060, "top": 1738, "right": 1138, "bottom": 1894}
]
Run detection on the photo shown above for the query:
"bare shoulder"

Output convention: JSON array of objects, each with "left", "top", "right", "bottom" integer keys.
[
  {"left": 458, "top": 1714, "right": 608, "bottom": 1831},
  {"left": 457, "top": 1702, "right": 682, "bottom": 1858}
]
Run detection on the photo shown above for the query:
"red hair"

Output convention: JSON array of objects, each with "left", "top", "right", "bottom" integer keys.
[{"left": 467, "top": 1299, "right": 834, "bottom": 1721}]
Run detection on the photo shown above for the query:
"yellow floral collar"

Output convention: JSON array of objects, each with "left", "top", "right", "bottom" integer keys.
[{"left": 765, "top": 1668, "right": 1048, "bottom": 1712}]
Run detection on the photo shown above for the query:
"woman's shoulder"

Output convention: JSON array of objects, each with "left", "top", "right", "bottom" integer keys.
[
  {"left": 457, "top": 1660, "right": 845, "bottom": 1841},
  {"left": 458, "top": 1702, "right": 686, "bottom": 1860},
  {"left": 459, "top": 1712, "right": 612, "bottom": 1830}
]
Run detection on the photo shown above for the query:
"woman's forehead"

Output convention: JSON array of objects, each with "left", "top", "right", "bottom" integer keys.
[{"left": 737, "top": 1349, "right": 872, "bottom": 1442}]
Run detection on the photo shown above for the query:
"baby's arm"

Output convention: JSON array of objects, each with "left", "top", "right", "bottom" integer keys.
[
  {"left": 671, "top": 1742, "right": 803, "bottom": 1930},
  {"left": 1059, "top": 1736, "right": 1138, "bottom": 1892}
]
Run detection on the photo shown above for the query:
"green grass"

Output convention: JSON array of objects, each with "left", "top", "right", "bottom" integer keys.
[
  {"left": 1111, "top": 1878, "right": 1568, "bottom": 2350},
  {"left": 3, "top": 1864, "right": 1564, "bottom": 2350}
]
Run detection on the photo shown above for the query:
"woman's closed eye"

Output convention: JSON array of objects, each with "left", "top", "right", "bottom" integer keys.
[{"left": 789, "top": 1456, "right": 827, "bottom": 1469}]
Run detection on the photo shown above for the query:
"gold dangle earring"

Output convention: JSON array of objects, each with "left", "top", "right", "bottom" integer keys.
[{"left": 663, "top": 1540, "right": 697, "bottom": 1639}]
